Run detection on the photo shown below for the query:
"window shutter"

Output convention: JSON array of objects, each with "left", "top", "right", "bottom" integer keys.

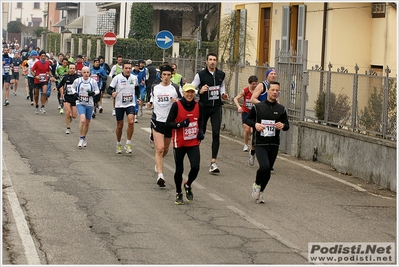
[
  {"left": 239, "top": 9, "right": 247, "bottom": 65},
  {"left": 297, "top": 5, "right": 306, "bottom": 55},
  {"left": 229, "top": 10, "right": 236, "bottom": 61},
  {"left": 281, "top": 6, "right": 290, "bottom": 51}
]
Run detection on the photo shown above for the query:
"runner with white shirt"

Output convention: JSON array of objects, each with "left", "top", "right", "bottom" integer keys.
[
  {"left": 108, "top": 61, "right": 139, "bottom": 154},
  {"left": 71, "top": 66, "right": 100, "bottom": 148},
  {"left": 147, "top": 64, "right": 182, "bottom": 187}
]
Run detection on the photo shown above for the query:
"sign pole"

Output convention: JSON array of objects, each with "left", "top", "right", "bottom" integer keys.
[{"left": 162, "top": 49, "right": 165, "bottom": 63}]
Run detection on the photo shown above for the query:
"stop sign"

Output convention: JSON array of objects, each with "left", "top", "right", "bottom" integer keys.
[{"left": 103, "top": 32, "right": 117, "bottom": 46}]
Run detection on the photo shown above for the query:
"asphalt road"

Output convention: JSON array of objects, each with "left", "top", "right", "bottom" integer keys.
[{"left": 2, "top": 79, "right": 396, "bottom": 265}]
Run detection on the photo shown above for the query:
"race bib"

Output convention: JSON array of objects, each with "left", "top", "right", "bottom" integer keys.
[
  {"left": 245, "top": 99, "right": 253, "bottom": 109},
  {"left": 91, "top": 74, "right": 98, "bottom": 82},
  {"left": 183, "top": 121, "right": 198, "bottom": 140},
  {"left": 79, "top": 92, "right": 89, "bottom": 102},
  {"left": 260, "top": 120, "right": 276, "bottom": 137},
  {"left": 122, "top": 93, "right": 133, "bottom": 103},
  {"left": 208, "top": 86, "right": 220, "bottom": 100},
  {"left": 13, "top": 66, "right": 19, "bottom": 72},
  {"left": 156, "top": 93, "right": 171, "bottom": 107},
  {"left": 4, "top": 66, "right": 10, "bottom": 73},
  {"left": 66, "top": 84, "right": 73, "bottom": 94},
  {"left": 39, "top": 73, "right": 47, "bottom": 82}
]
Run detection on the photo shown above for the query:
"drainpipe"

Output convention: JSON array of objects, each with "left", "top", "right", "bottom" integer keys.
[{"left": 319, "top": 2, "right": 328, "bottom": 93}]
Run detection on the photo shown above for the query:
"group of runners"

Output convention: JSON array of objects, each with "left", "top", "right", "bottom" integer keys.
[{"left": 2, "top": 47, "right": 289, "bottom": 205}]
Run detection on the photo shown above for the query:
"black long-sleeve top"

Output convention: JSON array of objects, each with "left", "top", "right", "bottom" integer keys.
[
  {"left": 166, "top": 98, "right": 203, "bottom": 131},
  {"left": 245, "top": 99, "right": 289, "bottom": 145}
]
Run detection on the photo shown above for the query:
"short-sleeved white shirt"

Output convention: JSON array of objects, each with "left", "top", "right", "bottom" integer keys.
[
  {"left": 151, "top": 83, "right": 180, "bottom": 123},
  {"left": 72, "top": 77, "right": 99, "bottom": 107},
  {"left": 110, "top": 73, "right": 138, "bottom": 108}
]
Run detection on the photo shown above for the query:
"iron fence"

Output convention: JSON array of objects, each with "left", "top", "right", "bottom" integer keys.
[{"left": 126, "top": 41, "right": 396, "bottom": 141}]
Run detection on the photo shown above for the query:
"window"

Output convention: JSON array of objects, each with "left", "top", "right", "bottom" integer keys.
[
  {"left": 34, "top": 2, "right": 40, "bottom": 9},
  {"left": 229, "top": 8, "right": 247, "bottom": 64},
  {"left": 16, "top": 18, "right": 21, "bottom": 22},
  {"left": 281, "top": 5, "right": 306, "bottom": 53},
  {"left": 17, "top": 2, "right": 22, "bottom": 8},
  {"left": 372, "top": 3, "right": 385, "bottom": 18}
]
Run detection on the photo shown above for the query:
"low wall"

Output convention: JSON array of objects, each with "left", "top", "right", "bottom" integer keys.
[{"left": 221, "top": 104, "right": 397, "bottom": 192}]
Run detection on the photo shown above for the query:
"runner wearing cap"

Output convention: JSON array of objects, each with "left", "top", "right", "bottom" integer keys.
[{"left": 166, "top": 84, "right": 204, "bottom": 204}]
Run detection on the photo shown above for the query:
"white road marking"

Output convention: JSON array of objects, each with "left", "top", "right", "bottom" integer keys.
[
  {"left": 227, "top": 205, "right": 308, "bottom": 260},
  {"left": 208, "top": 193, "right": 225, "bottom": 201},
  {"left": 2, "top": 159, "right": 41, "bottom": 265}
]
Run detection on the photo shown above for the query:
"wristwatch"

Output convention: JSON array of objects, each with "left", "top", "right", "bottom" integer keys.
[{"left": 177, "top": 123, "right": 180, "bottom": 128}]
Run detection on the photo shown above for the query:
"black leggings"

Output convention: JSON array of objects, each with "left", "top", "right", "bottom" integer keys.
[
  {"left": 254, "top": 145, "right": 279, "bottom": 192},
  {"left": 173, "top": 146, "right": 200, "bottom": 193},
  {"left": 202, "top": 105, "right": 222, "bottom": 159},
  {"left": 28, "top": 77, "right": 35, "bottom": 101}
]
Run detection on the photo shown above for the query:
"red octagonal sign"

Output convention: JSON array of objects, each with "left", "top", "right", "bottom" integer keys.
[{"left": 103, "top": 32, "right": 117, "bottom": 46}]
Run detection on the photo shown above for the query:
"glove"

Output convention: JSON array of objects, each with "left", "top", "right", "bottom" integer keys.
[
  {"left": 197, "top": 130, "right": 204, "bottom": 141},
  {"left": 73, "top": 93, "right": 79, "bottom": 100},
  {"left": 178, "top": 118, "right": 190, "bottom": 128},
  {"left": 87, "top": 91, "right": 95, "bottom": 96}
]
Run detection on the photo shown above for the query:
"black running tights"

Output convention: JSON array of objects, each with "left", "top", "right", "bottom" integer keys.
[
  {"left": 254, "top": 145, "right": 279, "bottom": 192},
  {"left": 173, "top": 145, "right": 200, "bottom": 193}
]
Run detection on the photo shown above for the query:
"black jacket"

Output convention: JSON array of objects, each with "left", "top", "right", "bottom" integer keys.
[
  {"left": 197, "top": 67, "right": 225, "bottom": 107},
  {"left": 245, "top": 100, "right": 289, "bottom": 145}
]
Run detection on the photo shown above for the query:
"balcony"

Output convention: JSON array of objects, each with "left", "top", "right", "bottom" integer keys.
[{"left": 56, "top": 3, "right": 79, "bottom": 10}]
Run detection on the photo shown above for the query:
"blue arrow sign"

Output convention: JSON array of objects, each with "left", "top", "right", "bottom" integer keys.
[{"left": 155, "top": 30, "right": 174, "bottom": 49}]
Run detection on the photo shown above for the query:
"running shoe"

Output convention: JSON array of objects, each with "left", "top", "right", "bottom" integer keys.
[
  {"left": 26, "top": 95, "right": 30, "bottom": 100},
  {"left": 82, "top": 139, "right": 87, "bottom": 147},
  {"left": 99, "top": 106, "right": 103, "bottom": 113},
  {"left": 248, "top": 152, "right": 255, "bottom": 166},
  {"left": 184, "top": 182, "right": 193, "bottom": 202},
  {"left": 116, "top": 144, "right": 123, "bottom": 154},
  {"left": 124, "top": 144, "right": 132, "bottom": 153},
  {"left": 209, "top": 162, "right": 220, "bottom": 173},
  {"left": 243, "top": 144, "right": 249, "bottom": 152},
  {"left": 134, "top": 117, "right": 138, "bottom": 123},
  {"left": 92, "top": 112, "right": 96, "bottom": 119},
  {"left": 271, "top": 167, "right": 275, "bottom": 173},
  {"left": 59, "top": 108, "right": 64, "bottom": 114},
  {"left": 112, "top": 109, "right": 115, "bottom": 116},
  {"left": 257, "top": 192, "right": 265, "bottom": 204},
  {"left": 139, "top": 107, "right": 143, "bottom": 117},
  {"left": 175, "top": 193, "right": 184, "bottom": 205},
  {"left": 40, "top": 107, "right": 46, "bottom": 114},
  {"left": 149, "top": 134, "right": 155, "bottom": 149},
  {"left": 157, "top": 176, "right": 165, "bottom": 187},
  {"left": 35, "top": 107, "right": 39, "bottom": 114},
  {"left": 58, "top": 104, "right": 61, "bottom": 110},
  {"left": 78, "top": 139, "right": 84, "bottom": 147},
  {"left": 3, "top": 100, "right": 9, "bottom": 106},
  {"left": 30, "top": 102, "right": 34, "bottom": 106},
  {"left": 13, "top": 92, "right": 17, "bottom": 96},
  {"left": 252, "top": 183, "right": 261, "bottom": 200},
  {"left": 65, "top": 128, "right": 71, "bottom": 134}
]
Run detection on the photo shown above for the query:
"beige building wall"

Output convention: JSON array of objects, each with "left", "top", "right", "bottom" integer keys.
[{"left": 220, "top": 2, "right": 396, "bottom": 77}]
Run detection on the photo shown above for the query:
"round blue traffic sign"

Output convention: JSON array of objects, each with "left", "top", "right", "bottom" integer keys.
[{"left": 155, "top": 30, "right": 174, "bottom": 49}]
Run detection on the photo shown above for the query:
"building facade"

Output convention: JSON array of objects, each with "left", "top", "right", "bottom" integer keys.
[{"left": 220, "top": 2, "right": 397, "bottom": 77}]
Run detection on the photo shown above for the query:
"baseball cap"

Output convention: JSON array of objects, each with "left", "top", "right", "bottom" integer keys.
[
  {"left": 30, "top": 51, "right": 38, "bottom": 56},
  {"left": 146, "top": 59, "right": 152, "bottom": 65},
  {"left": 182, "top": 84, "right": 196, "bottom": 92}
]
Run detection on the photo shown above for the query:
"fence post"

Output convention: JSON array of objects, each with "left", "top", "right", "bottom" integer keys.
[
  {"left": 234, "top": 63, "right": 240, "bottom": 97},
  {"left": 382, "top": 66, "right": 391, "bottom": 138},
  {"left": 300, "top": 40, "right": 308, "bottom": 121},
  {"left": 324, "top": 62, "right": 332, "bottom": 123},
  {"left": 351, "top": 64, "right": 359, "bottom": 130}
]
